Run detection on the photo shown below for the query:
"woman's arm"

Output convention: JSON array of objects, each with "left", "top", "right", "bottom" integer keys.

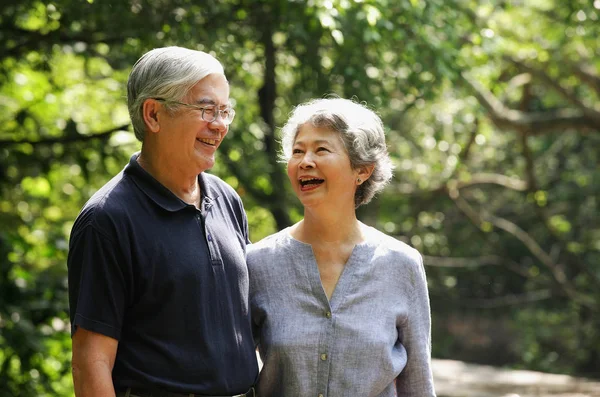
[{"left": 396, "top": 253, "right": 436, "bottom": 397}]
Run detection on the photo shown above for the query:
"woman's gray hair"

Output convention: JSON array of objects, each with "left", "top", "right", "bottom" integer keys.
[
  {"left": 280, "top": 98, "right": 394, "bottom": 207},
  {"left": 127, "top": 46, "right": 225, "bottom": 141}
]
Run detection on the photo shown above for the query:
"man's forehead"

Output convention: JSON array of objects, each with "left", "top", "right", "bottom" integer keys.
[
  {"left": 194, "top": 73, "right": 229, "bottom": 89},
  {"left": 188, "top": 74, "right": 230, "bottom": 104}
]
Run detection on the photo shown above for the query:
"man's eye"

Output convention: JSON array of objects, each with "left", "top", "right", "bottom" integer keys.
[
  {"left": 317, "top": 147, "right": 330, "bottom": 152},
  {"left": 292, "top": 149, "right": 303, "bottom": 154},
  {"left": 203, "top": 107, "right": 216, "bottom": 115}
]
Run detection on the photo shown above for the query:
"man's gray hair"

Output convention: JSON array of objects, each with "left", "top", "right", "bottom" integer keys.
[
  {"left": 280, "top": 98, "right": 394, "bottom": 207},
  {"left": 127, "top": 46, "right": 225, "bottom": 141}
]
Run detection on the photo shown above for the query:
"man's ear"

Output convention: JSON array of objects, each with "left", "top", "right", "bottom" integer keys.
[
  {"left": 142, "top": 99, "right": 162, "bottom": 133},
  {"left": 357, "top": 164, "right": 375, "bottom": 184}
]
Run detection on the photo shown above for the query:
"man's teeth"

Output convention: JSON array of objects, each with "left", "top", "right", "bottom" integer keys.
[{"left": 198, "top": 138, "right": 217, "bottom": 145}]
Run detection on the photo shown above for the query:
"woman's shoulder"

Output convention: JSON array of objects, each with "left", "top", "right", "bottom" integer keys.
[
  {"left": 362, "top": 226, "right": 427, "bottom": 291},
  {"left": 247, "top": 229, "right": 299, "bottom": 277},
  {"left": 363, "top": 224, "right": 422, "bottom": 266},
  {"left": 247, "top": 228, "right": 292, "bottom": 256}
]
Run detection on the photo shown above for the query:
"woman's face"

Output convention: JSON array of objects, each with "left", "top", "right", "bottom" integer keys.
[{"left": 287, "top": 124, "right": 359, "bottom": 209}]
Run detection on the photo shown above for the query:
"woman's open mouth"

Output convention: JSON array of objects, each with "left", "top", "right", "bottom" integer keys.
[{"left": 299, "top": 177, "right": 324, "bottom": 191}]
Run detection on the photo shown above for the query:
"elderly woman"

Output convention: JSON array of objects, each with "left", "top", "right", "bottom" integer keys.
[{"left": 248, "top": 98, "right": 436, "bottom": 397}]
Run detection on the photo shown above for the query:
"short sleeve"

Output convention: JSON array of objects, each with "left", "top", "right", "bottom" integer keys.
[
  {"left": 67, "top": 223, "right": 129, "bottom": 341},
  {"left": 240, "top": 199, "right": 251, "bottom": 245}
]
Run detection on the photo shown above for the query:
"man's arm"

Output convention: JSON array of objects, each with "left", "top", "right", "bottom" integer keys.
[{"left": 72, "top": 327, "right": 118, "bottom": 397}]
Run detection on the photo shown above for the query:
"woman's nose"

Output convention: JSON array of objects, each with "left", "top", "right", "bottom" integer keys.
[{"left": 299, "top": 152, "right": 315, "bottom": 169}]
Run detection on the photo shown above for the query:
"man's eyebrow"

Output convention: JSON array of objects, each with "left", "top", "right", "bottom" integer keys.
[{"left": 193, "top": 98, "right": 232, "bottom": 108}]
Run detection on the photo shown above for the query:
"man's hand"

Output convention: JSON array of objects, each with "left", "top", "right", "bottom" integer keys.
[{"left": 71, "top": 327, "right": 118, "bottom": 397}]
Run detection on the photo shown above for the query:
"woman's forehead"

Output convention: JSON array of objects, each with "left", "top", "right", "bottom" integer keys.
[{"left": 293, "top": 124, "right": 344, "bottom": 145}]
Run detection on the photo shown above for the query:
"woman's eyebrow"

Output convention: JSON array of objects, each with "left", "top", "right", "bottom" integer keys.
[{"left": 293, "top": 139, "right": 331, "bottom": 146}]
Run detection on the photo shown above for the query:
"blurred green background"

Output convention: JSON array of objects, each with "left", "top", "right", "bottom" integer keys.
[{"left": 0, "top": 0, "right": 598, "bottom": 395}]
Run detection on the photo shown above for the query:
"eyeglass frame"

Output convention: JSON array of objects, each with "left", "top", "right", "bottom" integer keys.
[{"left": 152, "top": 98, "right": 236, "bottom": 125}]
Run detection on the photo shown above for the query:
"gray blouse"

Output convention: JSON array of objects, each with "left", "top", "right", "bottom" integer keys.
[{"left": 248, "top": 226, "right": 435, "bottom": 397}]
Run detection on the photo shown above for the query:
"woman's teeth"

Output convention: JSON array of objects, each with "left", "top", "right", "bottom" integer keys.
[{"left": 299, "top": 178, "right": 324, "bottom": 187}]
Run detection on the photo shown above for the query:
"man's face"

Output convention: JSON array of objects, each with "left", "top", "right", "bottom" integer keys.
[{"left": 156, "top": 73, "right": 230, "bottom": 174}]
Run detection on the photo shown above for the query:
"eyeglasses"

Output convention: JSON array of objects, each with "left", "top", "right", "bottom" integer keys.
[{"left": 154, "top": 98, "right": 236, "bottom": 125}]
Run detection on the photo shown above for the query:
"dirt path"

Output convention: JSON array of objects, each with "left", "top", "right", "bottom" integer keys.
[{"left": 433, "top": 359, "right": 600, "bottom": 397}]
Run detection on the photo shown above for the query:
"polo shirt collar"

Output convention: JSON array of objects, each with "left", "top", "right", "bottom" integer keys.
[{"left": 124, "top": 152, "right": 220, "bottom": 212}]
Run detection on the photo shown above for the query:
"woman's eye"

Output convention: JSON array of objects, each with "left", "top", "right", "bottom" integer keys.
[
  {"left": 317, "top": 147, "right": 330, "bottom": 152},
  {"left": 292, "top": 149, "right": 303, "bottom": 154}
]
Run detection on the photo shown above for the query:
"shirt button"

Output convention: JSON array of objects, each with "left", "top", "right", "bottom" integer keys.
[
  {"left": 318, "top": 394, "right": 324, "bottom": 397},
  {"left": 320, "top": 353, "right": 327, "bottom": 361},
  {"left": 325, "top": 311, "right": 332, "bottom": 318}
]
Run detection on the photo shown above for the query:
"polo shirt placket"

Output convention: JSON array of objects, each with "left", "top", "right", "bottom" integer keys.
[{"left": 200, "top": 196, "right": 224, "bottom": 267}]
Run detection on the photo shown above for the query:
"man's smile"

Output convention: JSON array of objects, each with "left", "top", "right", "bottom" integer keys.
[{"left": 197, "top": 138, "right": 218, "bottom": 146}]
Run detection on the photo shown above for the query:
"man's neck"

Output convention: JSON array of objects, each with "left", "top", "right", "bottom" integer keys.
[{"left": 137, "top": 151, "right": 201, "bottom": 208}]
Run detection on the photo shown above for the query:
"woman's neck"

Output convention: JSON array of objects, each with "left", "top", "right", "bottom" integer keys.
[{"left": 292, "top": 207, "right": 364, "bottom": 246}]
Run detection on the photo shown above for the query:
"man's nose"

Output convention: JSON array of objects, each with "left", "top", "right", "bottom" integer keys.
[{"left": 208, "top": 116, "right": 227, "bottom": 134}]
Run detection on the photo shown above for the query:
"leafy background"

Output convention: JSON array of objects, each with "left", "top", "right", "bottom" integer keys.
[{"left": 0, "top": 0, "right": 598, "bottom": 395}]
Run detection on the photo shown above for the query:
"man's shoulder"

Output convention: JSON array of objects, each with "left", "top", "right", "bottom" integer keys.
[
  {"left": 203, "top": 172, "right": 241, "bottom": 201},
  {"left": 71, "top": 171, "right": 136, "bottom": 238},
  {"left": 84, "top": 171, "right": 136, "bottom": 212}
]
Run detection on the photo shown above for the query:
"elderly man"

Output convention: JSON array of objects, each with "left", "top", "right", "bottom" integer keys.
[{"left": 67, "top": 46, "right": 258, "bottom": 397}]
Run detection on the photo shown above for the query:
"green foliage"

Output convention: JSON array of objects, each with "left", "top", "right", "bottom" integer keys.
[{"left": 0, "top": 0, "right": 599, "bottom": 394}]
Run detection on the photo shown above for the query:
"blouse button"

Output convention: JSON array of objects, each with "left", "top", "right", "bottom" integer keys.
[
  {"left": 320, "top": 353, "right": 327, "bottom": 361},
  {"left": 318, "top": 394, "right": 324, "bottom": 397},
  {"left": 325, "top": 311, "right": 332, "bottom": 318}
]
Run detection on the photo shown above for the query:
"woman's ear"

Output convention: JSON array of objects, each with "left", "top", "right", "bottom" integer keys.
[
  {"left": 142, "top": 99, "right": 162, "bottom": 133},
  {"left": 356, "top": 164, "right": 375, "bottom": 185}
]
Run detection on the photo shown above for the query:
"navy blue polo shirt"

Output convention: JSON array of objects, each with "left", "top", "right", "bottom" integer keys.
[{"left": 67, "top": 153, "right": 258, "bottom": 394}]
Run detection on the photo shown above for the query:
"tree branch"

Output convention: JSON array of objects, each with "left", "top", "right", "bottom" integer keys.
[
  {"left": 424, "top": 254, "right": 529, "bottom": 277},
  {"left": 0, "top": 24, "right": 125, "bottom": 60},
  {"left": 0, "top": 124, "right": 130, "bottom": 148},
  {"left": 459, "top": 117, "right": 479, "bottom": 164},
  {"left": 460, "top": 290, "right": 552, "bottom": 309},
  {"left": 571, "top": 63, "right": 600, "bottom": 96},
  {"left": 450, "top": 173, "right": 528, "bottom": 191},
  {"left": 394, "top": 172, "right": 527, "bottom": 196},
  {"left": 424, "top": 254, "right": 505, "bottom": 268},
  {"left": 461, "top": 73, "right": 597, "bottom": 133},
  {"left": 506, "top": 57, "right": 600, "bottom": 124},
  {"left": 450, "top": 193, "right": 596, "bottom": 308},
  {"left": 518, "top": 82, "right": 538, "bottom": 191}
]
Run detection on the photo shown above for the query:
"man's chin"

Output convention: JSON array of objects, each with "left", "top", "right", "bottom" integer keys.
[{"left": 195, "top": 156, "right": 215, "bottom": 173}]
